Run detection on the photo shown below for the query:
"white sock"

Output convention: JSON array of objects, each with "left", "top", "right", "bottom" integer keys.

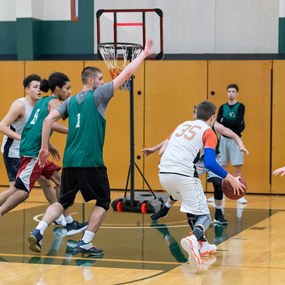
[
  {"left": 165, "top": 201, "right": 172, "bottom": 208},
  {"left": 36, "top": 221, "right": 48, "bottom": 235},
  {"left": 82, "top": 230, "right": 94, "bottom": 244},
  {"left": 64, "top": 215, "right": 73, "bottom": 224},
  {"left": 55, "top": 214, "right": 66, "bottom": 226}
]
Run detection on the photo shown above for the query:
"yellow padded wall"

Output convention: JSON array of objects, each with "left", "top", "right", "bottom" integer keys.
[
  {"left": 272, "top": 60, "right": 285, "bottom": 194},
  {"left": 144, "top": 60, "right": 208, "bottom": 190},
  {"left": 0, "top": 61, "right": 25, "bottom": 186},
  {"left": 208, "top": 60, "right": 272, "bottom": 194}
]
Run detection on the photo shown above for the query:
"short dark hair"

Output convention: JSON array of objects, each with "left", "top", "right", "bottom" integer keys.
[
  {"left": 196, "top": 100, "right": 216, "bottom": 121},
  {"left": 227, "top": 83, "right": 239, "bottom": 92},
  {"left": 23, "top": 74, "right": 41, "bottom": 88},
  {"left": 40, "top": 72, "right": 70, "bottom": 93},
  {"left": 81, "top": 66, "right": 102, "bottom": 84}
]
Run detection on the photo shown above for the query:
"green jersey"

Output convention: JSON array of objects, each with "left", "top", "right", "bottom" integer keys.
[
  {"left": 20, "top": 95, "right": 55, "bottom": 157},
  {"left": 63, "top": 91, "right": 106, "bottom": 167}
]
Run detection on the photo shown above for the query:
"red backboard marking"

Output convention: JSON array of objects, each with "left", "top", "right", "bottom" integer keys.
[{"left": 116, "top": 23, "right": 143, "bottom": 26}]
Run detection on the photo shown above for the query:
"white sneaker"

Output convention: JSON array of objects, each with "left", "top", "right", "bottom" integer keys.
[
  {"left": 199, "top": 241, "right": 217, "bottom": 257},
  {"left": 237, "top": 196, "right": 248, "bottom": 204},
  {"left": 180, "top": 234, "right": 202, "bottom": 270}
]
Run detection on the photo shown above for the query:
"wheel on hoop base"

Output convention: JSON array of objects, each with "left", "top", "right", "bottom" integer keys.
[
  {"left": 116, "top": 201, "right": 123, "bottom": 212},
  {"left": 141, "top": 202, "right": 147, "bottom": 214},
  {"left": 111, "top": 198, "right": 124, "bottom": 211}
]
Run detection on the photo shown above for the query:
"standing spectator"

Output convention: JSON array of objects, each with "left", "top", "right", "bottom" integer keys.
[{"left": 217, "top": 84, "right": 247, "bottom": 204}]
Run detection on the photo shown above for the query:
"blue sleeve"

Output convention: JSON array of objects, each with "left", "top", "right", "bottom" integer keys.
[{"left": 204, "top": 148, "right": 228, "bottom": 179}]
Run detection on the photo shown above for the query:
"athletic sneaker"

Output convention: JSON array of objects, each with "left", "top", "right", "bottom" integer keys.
[
  {"left": 28, "top": 229, "right": 43, "bottom": 253},
  {"left": 74, "top": 240, "right": 104, "bottom": 257},
  {"left": 199, "top": 241, "right": 217, "bottom": 257},
  {"left": 180, "top": 234, "right": 202, "bottom": 270},
  {"left": 214, "top": 209, "right": 228, "bottom": 225},
  {"left": 66, "top": 221, "right": 88, "bottom": 236},
  {"left": 237, "top": 196, "right": 248, "bottom": 204},
  {"left": 150, "top": 206, "right": 170, "bottom": 222}
]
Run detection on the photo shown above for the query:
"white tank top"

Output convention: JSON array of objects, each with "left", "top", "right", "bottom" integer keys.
[
  {"left": 1, "top": 98, "right": 33, "bottom": 158},
  {"left": 159, "top": 120, "right": 210, "bottom": 177}
]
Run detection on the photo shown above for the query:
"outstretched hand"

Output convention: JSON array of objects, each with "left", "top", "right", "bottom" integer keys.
[
  {"left": 143, "top": 39, "right": 154, "bottom": 57},
  {"left": 273, "top": 166, "right": 285, "bottom": 176},
  {"left": 37, "top": 148, "right": 49, "bottom": 168}
]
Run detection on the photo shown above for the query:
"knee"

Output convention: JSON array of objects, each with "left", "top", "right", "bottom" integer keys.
[{"left": 96, "top": 199, "right": 110, "bottom": 211}]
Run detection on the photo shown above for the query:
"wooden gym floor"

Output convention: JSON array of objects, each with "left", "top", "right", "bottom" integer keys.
[{"left": 1, "top": 188, "right": 285, "bottom": 285}]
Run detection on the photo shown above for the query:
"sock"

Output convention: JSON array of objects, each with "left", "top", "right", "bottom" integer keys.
[
  {"left": 55, "top": 214, "right": 66, "bottom": 226},
  {"left": 165, "top": 201, "right": 172, "bottom": 208},
  {"left": 82, "top": 230, "right": 94, "bottom": 244},
  {"left": 36, "top": 221, "right": 48, "bottom": 235},
  {"left": 64, "top": 215, "right": 74, "bottom": 224},
  {"left": 193, "top": 225, "right": 204, "bottom": 241}
]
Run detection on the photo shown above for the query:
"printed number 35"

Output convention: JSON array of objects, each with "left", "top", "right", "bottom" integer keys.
[{"left": 175, "top": 124, "right": 202, "bottom": 140}]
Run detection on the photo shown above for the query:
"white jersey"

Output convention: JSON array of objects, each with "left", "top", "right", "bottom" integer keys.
[
  {"left": 159, "top": 119, "right": 213, "bottom": 177},
  {"left": 1, "top": 98, "right": 33, "bottom": 158}
]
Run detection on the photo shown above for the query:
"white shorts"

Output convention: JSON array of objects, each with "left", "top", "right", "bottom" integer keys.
[
  {"left": 219, "top": 136, "right": 244, "bottom": 166},
  {"left": 158, "top": 173, "right": 209, "bottom": 215}
]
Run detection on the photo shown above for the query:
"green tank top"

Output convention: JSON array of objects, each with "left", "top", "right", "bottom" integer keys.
[
  {"left": 63, "top": 91, "right": 106, "bottom": 167},
  {"left": 20, "top": 95, "right": 56, "bottom": 157},
  {"left": 222, "top": 102, "right": 245, "bottom": 130}
]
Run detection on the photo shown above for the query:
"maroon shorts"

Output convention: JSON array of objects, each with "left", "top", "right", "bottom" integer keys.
[{"left": 14, "top": 157, "right": 61, "bottom": 192}]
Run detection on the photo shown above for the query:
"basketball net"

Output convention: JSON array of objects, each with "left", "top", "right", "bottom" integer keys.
[{"left": 98, "top": 43, "right": 143, "bottom": 90}]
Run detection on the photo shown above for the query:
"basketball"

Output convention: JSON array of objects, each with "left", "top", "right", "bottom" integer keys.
[{"left": 222, "top": 177, "right": 247, "bottom": 200}]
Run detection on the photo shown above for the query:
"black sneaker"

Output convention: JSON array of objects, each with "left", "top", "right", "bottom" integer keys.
[
  {"left": 150, "top": 206, "right": 170, "bottom": 222},
  {"left": 66, "top": 221, "right": 88, "bottom": 236},
  {"left": 74, "top": 240, "right": 104, "bottom": 257},
  {"left": 213, "top": 210, "right": 228, "bottom": 225},
  {"left": 28, "top": 229, "right": 43, "bottom": 253}
]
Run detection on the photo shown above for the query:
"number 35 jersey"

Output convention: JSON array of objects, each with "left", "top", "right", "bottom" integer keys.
[{"left": 159, "top": 119, "right": 217, "bottom": 177}]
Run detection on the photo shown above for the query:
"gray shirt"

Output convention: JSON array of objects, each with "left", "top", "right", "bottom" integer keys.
[{"left": 57, "top": 81, "right": 114, "bottom": 119}]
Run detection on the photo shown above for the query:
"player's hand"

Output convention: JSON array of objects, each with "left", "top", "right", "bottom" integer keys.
[
  {"left": 227, "top": 175, "right": 246, "bottom": 196},
  {"left": 143, "top": 39, "right": 154, "bottom": 57},
  {"left": 273, "top": 166, "right": 285, "bottom": 176},
  {"left": 240, "top": 146, "right": 249, "bottom": 155},
  {"left": 37, "top": 148, "right": 49, "bottom": 168},
  {"left": 142, "top": 148, "right": 154, "bottom": 156},
  {"left": 49, "top": 144, "right": 61, "bottom": 161}
]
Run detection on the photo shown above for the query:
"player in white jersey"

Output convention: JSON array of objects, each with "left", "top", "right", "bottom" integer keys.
[
  {"left": 0, "top": 74, "right": 67, "bottom": 226},
  {"left": 158, "top": 100, "right": 245, "bottom": 271}
]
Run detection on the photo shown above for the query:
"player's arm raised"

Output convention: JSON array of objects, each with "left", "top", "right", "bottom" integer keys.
[{"left": 113, "top": 39, "right": 154, "bottom": 90}]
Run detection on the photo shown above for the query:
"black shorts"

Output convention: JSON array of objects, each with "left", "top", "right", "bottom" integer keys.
[
  {"left": 60, "top": 167, "right": 110, "bottom": 207},
  {"left": 3, "top": 154, "right": 20, "bottom": 182}
]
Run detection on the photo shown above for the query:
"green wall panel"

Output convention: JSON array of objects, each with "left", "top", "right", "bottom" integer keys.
[
  {"left": 279, "top": 18, "right": 285, "bottom": 53},
  {"left": 0, "top": 22, "right": 17, "bottom": 55},
  {"left": 42, "top": 0, "right": 94, "bottom": 55}
]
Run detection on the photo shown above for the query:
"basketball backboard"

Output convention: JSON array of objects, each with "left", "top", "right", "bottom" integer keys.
[{"left": 96, "top": 8, "right": 163, "bottom": 60}]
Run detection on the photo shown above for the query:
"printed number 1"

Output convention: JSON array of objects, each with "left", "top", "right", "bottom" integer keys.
[
  {"left": 175, "top": 124, "right": 202, "bottom": 140},
  {"left": 76, "top": 113, "right": 80, "bottom": 128}
]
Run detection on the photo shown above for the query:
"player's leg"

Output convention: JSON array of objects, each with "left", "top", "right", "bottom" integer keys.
[
  {"left": 28, "top": 168, "right": 79, "bottom": 253},
  {"left": 74, "top": 167, "right": 111, "bottom": 257},
  {"left": 150, "top": 195, "right": 177, "bottom": 222},
  {"left": 0, "top": 157, "right": 42, "bottom": 215},
  {"left": 229, "top": 140, "right": 247, "bottom": 204},
  {"left": 0, "top": 155, "right": 22, "bottom": 206},
  {"left": 42, "top": 162, "right": 88, "bottom": 231}
]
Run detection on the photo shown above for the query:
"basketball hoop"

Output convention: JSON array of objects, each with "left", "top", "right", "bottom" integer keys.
[{"left": 98, "top": 42, "right": 143, "bottom": 90}]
